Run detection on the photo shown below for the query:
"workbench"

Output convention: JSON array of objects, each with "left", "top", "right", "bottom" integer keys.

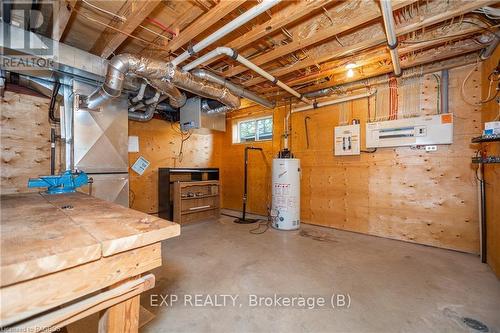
[{"left": 0, "top": 192, "right": 180, "bottom": 332}]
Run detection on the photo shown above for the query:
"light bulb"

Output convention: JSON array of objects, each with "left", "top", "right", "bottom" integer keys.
[{"left": 347, "top": 68, "right": 354, "bottom": 78}]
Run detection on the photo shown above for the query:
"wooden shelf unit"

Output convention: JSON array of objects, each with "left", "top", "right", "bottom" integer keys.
[
  {"left": 173, "top": 180, "right": 220, "bottom": 224},
  {"left": 158, "top": 168, "right": 219, "bottom": 220}
]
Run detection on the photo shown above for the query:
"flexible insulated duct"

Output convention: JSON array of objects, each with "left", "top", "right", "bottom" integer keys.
[
  {"left": 191, "top": 69, "right": 275, "bottom": 108},
  {"left": 86, "top": 53, "right": 240, "bottom": 110},
  {"left": 201, "top": 99, "right": 232, "bottom": 114}
]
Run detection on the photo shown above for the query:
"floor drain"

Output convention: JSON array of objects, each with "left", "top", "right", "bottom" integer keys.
[{"left": 462, "top": 317, "right": 489, "bottom": 332}]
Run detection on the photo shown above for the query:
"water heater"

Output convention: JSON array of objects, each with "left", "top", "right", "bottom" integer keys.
[{"left": 271, "top": 158, "right": 300, "bottom": 230}]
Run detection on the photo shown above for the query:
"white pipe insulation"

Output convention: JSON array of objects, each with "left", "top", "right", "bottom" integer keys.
[
  {"left": 183, "top": 47, "right": 312, "bottom": 104},
  {"left": 291, "top": 90, "right": 376, "bottom": 113},
  {"left": 131, "top": 83, "right": 146, "bottom": 103},
  {"left": 171, "top": 0, "right": 281, "bottom": 66},
  {"left": 380, "top": 0, "right": 402, "bottom": 77}
]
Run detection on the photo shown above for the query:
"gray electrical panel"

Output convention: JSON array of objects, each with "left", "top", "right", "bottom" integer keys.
[{"left": 180, "top": 97, "right": 226, "bottom": 132}]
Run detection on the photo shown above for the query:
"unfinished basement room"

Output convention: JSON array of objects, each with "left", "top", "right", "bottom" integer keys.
[{"left": 1, "top": 0, "right": 500, "bottom": 332}]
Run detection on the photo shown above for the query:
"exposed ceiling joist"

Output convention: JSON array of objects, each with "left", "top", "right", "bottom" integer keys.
[
  {"left": 296, "top": 40, "right": 484, "bottom": 95},
  {"left": 165, "top": 0, "right": 247, "bottom": 55},
  {"left": 221, "top": 0, "right": 416, "bottom": 78},
  {"left": 52, "top": 0, "right": 77, "bottom": 41},
  {"left": 90, "top": 0, "right": 162, "bottom": 59},
  {"left": 198, "top": 0, "right": 334, "bottom": 68},
  {"left": 242, "top": 0, "right": 497, "bottom": 87},
  {"left": 268, "top": 23, "right": 487, "bottom": 88},
  {"left": 237, "top": 52, "right": 479, "bottom": 110}
]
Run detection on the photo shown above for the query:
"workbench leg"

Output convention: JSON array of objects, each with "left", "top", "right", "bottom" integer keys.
[{"left": 98, "top": 295, "right": 140, "bottom": 333}]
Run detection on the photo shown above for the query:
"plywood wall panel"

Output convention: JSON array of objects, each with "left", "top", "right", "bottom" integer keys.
[
  {"left": 481, "top": 46, "right": 500, "bottom": 278},
  {"left": 0, "top": 91, "right": 51, "bottom": 194},
  {"left": 128, "top": 119, "right": 222, "bottom": 214},
  {"left": 219, "top": 64, "right": 481, "bottom": 254}
]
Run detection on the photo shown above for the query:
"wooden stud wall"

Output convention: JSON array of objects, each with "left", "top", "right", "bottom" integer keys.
[
  {"left": 481, "top": 46, "right": 500, "bottom": 278},
  {"left": 0, "top": 91, "right": 52, "bottom": 194},
  {"left": 128, "top": 119, "right": 222, "bottom": 214},
  {"left": 219, "top": 64, "right": 482, "bottom": 253}
]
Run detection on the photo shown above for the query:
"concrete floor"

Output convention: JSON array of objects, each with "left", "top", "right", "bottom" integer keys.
[{"left": 141, "top": 216, "right": 500, "bottom": 333}]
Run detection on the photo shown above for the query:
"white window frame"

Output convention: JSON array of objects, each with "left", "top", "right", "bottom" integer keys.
[{"left": 232, "top": 115, "right": 273, "bottom": 144}]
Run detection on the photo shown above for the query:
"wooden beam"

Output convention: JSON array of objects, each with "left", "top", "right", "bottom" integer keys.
[
  {"left": 52, "top": 0, "right": 77, "bottom": 41},
  {"left": 90, "top": 0, "right": 162, "bottom": 59},
  {"left": 165, "top": 0, "right": 246, "bottom": 55},
  {"left": 222, "top": 0, "right": 415, "bottom": 78},
  {"left": 281, "top": 25, "right": 486, "bottom": 88},
  {"left": 238, "top": 52, "right": 479, "bottom": 109},
  {"left": 1, "top": 243, "right": 161, "bottom": 327},
  {"left": 296, "top": 40, "right": 484, "bottom": 95},
  {"left": 199, "top": 0, "right": 334, "bottom": 67},
  {"left": 11, "top": 275, "right": 154, "bottom": 333},
  {"left": 241, "top": 0, "right": 497, "bottom": 87}
]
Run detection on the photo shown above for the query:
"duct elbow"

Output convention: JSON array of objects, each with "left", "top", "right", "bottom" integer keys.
[
  {"left": 86, "top": 53, "right": 137, "bottom": 109},
  {"left": 128, "top": 102, "right": 158, "bottom": 122},
  {"left": 480, "top": 35, "right": 499, "bottom": 60}
]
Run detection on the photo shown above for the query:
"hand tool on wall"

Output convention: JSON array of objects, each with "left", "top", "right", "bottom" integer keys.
[{"left": 304, "top": 116, "right": 311, "bottom": 149}]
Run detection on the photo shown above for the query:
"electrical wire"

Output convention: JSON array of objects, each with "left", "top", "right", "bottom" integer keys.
[
  {"left": 171, "top": 122, "right": 192, "bottom": 163},
  {"left": 461, "top": 61, "right": 500, "bottom": 106},
  {"left": 432, "top": 74, "right": 441, "bottom": 114},
  {"left": 72, "top": 8, "right": 155, "bottom": 46},
  {"left": 81, "top": 0, "right": 127, "bottom": 22}
]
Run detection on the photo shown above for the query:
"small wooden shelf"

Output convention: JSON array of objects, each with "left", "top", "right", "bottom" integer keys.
[
  {"left": 181, "top": 206, "right": 218, "bottom": 215},
  {"left": 173, "top": 180, "right": 220, "bottom": 224},
  {"left": 181, "top": 194, "right": 218, "bottom": 200},
  {"left": 471, "top": 134, "right": 500, "bottom": 143},
  {"left": 472, "top": 156, "right": 500, "bottom": 164}
]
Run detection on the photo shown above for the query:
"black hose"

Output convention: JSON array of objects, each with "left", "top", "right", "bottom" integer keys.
[
  {"left": 49, "top": 81, "right": 61, "bottom": 123},
  {"left": 480, "top": 163, "right": 487, "bottom": 263},
  {"left": 50, "top": 128, "right": 56, "bottom": 175}
]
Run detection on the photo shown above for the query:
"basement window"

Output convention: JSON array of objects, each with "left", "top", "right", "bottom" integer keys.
[{"left": 234, "top": 116, "right": 273, "bottom": 143}]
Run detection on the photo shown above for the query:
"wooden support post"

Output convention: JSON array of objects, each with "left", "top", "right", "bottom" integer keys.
[{"left": 98, "top": 295, "right": 140, "bottom": 333}]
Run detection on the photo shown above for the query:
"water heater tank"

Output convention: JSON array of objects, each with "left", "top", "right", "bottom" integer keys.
[{"left": 271, "top": 158, "right": 300, "bottom": 230}]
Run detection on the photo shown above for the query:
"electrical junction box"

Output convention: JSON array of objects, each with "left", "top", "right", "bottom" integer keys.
[
  {"left": 180, "top": 97, "right": 226, "bottom": 132},
  {"left": 365, "top": 113, "right": 453, "bottom": 148},
  {"left": 334, "top": 124, "right": 360, "bottom": 156}
]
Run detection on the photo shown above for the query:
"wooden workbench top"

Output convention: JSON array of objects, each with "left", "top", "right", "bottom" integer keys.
[{"left": 0, "top": 192, "right": 180, "bottom": 287}]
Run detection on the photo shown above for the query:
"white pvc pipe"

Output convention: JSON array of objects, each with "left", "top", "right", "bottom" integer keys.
[
  {"left": 144, "top": 91, "right": 161, "bottom": 105},
  {"left": 131, "top": 83, "right": 147, "bottom": 103},
  {"left": 292, "top": 91, "right": 375, "bottom": 113},
  {"left": 380, "top": 0, "right": 402, "bottom": 76},
  {"left": 183, "top": 47, "right": 312, "bottom": 104},
  {"left": 171, "top": 0, "right": 281, "bottom": 66}
]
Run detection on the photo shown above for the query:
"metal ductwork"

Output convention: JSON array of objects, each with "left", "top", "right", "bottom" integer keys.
[
  {"left": 303, "top": 87, "right": 336, "bottom": 99},
  {"left": 86, "top": 53, "right": 240, "bottom": 111},
  {"left": 380, "top": 0, "right": 402, "bottom": 77},
  {"left": 191, "top": 69, "right": 275, "bottom": 109},
  {"left": 183, "top": 47, "right": 312, "bottom": 104},
  {"left": 128, "top": 102, "right": 159, "bottom": 122},
  {"left": 201, "top": 98, "right": 232, "bottom": 114},
  {"left": 480, "top": 33, "right": 499, "bottom": 60}
]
